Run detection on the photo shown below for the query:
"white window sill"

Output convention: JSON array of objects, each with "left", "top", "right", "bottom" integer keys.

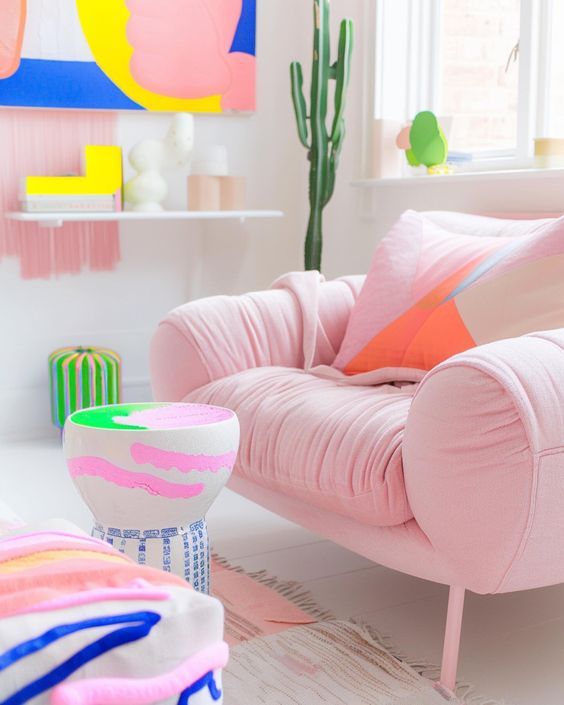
[{"left": 351, "top": 167, "right": 564, "bottom": 188}]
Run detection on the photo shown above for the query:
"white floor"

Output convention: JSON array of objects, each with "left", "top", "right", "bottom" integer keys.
[{"left": 2, "top": 437, "right": 564, "bottom": 705}]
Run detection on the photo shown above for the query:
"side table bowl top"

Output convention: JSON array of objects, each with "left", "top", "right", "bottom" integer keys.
[{"left": 63, "top": 402, "right": 240, "bottom": 528}]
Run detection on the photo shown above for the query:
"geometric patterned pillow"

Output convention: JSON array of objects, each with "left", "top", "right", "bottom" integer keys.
[{"left": 333, "top": 210, "right": 564, "bottom": 378}]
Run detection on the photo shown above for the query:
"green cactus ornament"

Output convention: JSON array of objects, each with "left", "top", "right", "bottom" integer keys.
[{"left": 291, "top": 0, "right": 354, "bottom": 272}]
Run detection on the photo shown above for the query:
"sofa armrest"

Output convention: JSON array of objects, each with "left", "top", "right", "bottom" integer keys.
[
  {"left": 150, "top": 272, "right": 363, "bottom": 402},
  {"left": 403, "top": 330, "right": 564, "bottom": 594}
]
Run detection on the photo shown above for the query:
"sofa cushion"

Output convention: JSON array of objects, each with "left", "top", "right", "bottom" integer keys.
[{"left": 186, "top": 367, "right": 416, "bottom": 527}]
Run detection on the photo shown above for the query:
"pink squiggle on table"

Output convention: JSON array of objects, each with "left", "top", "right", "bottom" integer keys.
[
  {"left": 51, "top": 640, "right": 229, "bottom": 705},
  {"left": 12, "top": 581, "right": 170, "bottom": 617},
  {"left": 131, "top": 443, "right": 236, "bottom": 473},
  {"left": 114, "top": 403, "right": 233, "bottom": 430},
  {"left": 68, "top": 457, "right": 205, "bottom": 499}
]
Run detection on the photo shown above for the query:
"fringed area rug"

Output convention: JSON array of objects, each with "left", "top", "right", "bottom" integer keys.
[{"left": 212, "top": 557, "right": 504, "bottom": 705}]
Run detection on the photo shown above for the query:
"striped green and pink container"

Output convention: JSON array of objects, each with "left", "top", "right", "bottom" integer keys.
[{"left": 48, "top": 347, "right": 121, "bottom": 429}]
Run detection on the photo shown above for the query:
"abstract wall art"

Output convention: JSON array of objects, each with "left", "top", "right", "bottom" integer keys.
[{"left": 0, "top": 0, "right": 256, "bottom": 113}]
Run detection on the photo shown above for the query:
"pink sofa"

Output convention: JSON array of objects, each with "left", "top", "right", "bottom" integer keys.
[{"left": 150, "top": 267, "right": 564, "bottom": 693}]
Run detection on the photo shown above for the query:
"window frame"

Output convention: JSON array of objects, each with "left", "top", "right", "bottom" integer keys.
[{"left": 370, "top": 0, "right": 556, "bottom": 170}]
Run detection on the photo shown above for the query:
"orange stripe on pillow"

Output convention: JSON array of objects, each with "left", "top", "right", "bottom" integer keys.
[
  {"left": 401, "top": 299, "right": 476, "bottom": 371},
  {"left": 0, "top": 0, "right": 26, "bottom": 79},
  {"left": 345, "top": 256, "right": 486, "bottom": 374}
]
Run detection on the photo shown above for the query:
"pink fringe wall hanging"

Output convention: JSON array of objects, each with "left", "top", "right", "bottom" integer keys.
[{"left": 0, "top": 110, "right": 120, "bottom": 279}]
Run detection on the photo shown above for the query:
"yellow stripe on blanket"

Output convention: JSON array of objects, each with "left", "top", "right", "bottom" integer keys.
[{"left": 0, "top": 550, "right": 129, "bottom": 574}]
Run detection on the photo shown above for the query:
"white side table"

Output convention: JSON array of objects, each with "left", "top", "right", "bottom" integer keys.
[{"left": 64, "top": 402, "right": 239, "bottom": 593}]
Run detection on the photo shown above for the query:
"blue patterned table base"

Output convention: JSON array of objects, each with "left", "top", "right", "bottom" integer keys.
[{"left": 93, "top": 519, "right": 211, "bottom": 594}]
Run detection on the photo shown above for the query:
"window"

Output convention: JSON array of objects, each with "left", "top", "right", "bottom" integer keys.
[
  {"left": 544, "top": 1, "right": 564, "bottom": 136},
  {"left": 439, "top": 0, "right": 520, "bottom": 154},
  {"left": 373, "top": 0, "right": 564, "bottom": 166}
]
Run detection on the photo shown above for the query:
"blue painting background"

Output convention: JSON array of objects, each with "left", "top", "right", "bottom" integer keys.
[{"left": 231, "top": 0, "right": 256, "bottom": 56}]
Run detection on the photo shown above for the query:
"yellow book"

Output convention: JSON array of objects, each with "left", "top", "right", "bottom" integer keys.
[{"left": 25, "top": 146, "right": 123, "bottom": 197}]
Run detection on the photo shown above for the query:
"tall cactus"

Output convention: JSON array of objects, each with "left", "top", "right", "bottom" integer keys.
[{"left": 291, "top": 0, "right": 353, "bottom": 272}]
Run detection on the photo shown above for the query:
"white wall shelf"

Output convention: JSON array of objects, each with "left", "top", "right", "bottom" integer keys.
[{"left": 6, "top": 210, "right": 284, "bottom": 229}]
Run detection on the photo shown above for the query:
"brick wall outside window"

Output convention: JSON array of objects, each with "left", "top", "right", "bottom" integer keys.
[
  {"left": 440, "top": 0, "right": 520, "bottom": 152},
  {"left": 547, "top": 2, "right": 564, "bottom": 137}
]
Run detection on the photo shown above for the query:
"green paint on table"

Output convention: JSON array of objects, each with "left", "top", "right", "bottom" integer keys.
[{"left": 69, "top": 403, "right": 162, "bottom": 430}]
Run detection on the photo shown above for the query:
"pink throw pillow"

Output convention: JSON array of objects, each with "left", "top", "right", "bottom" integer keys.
[{"left": 333, "top": 210, "right": 564, "bottom": 378}]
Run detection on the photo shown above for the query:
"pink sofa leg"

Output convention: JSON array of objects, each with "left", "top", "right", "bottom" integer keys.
[{"left": 438, "top": 585, "right": 466, "bottom": 694}]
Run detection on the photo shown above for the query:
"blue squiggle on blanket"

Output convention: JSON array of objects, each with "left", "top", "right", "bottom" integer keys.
[
  {"left": 0, "top": 611, "right": 160, "bottom": 705},
  {"left": 178, "top": 671, "right": 222, "bottom": 704}
]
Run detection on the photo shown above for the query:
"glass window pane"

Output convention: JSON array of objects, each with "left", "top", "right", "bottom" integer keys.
[
  {"left": 439, "top": 0, "right": 521, "bottom": 153},
  {"left": 546, "top": 2, "right": 564, "bottom": 136}
]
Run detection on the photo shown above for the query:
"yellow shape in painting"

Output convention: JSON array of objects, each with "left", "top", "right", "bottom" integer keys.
[
  {"left": 26, "top": 146, "right": 123, "bottom": 196},
  {"left": 75, "top": 0, "right": 222, "bottom": 113}
]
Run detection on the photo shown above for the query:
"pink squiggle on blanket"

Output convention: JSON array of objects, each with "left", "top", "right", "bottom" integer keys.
[
  {"left": 68, "top": 457, "right": 205, "bottom": 499},
  {"left": 51, "top": 640, "right": 229, "bottom": 705},
  {"left": 12, "top": 580, "right": 170, "bottom": 617},
  {"left": 0, "top": 531, "right": 111, "bottom": 549},
  {"left": 131, "top": 443, "right": 236, "bottom": 473},
  {"left": 0, "top": 533, "right": 132, "bottom": 565},
  {"left": 0, "top": 541, "right": 126, "bottom": 565}
]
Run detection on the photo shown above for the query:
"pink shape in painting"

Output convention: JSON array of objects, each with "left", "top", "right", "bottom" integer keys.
[
  {"left": 224, "top": 52, "right": 256, "bottom": 111},
  {"left": 126, "top": 0, "right": 255, "bottom": 110},
  {"left": 0, "top": 0, "right": 26, "bottom": 79}
]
